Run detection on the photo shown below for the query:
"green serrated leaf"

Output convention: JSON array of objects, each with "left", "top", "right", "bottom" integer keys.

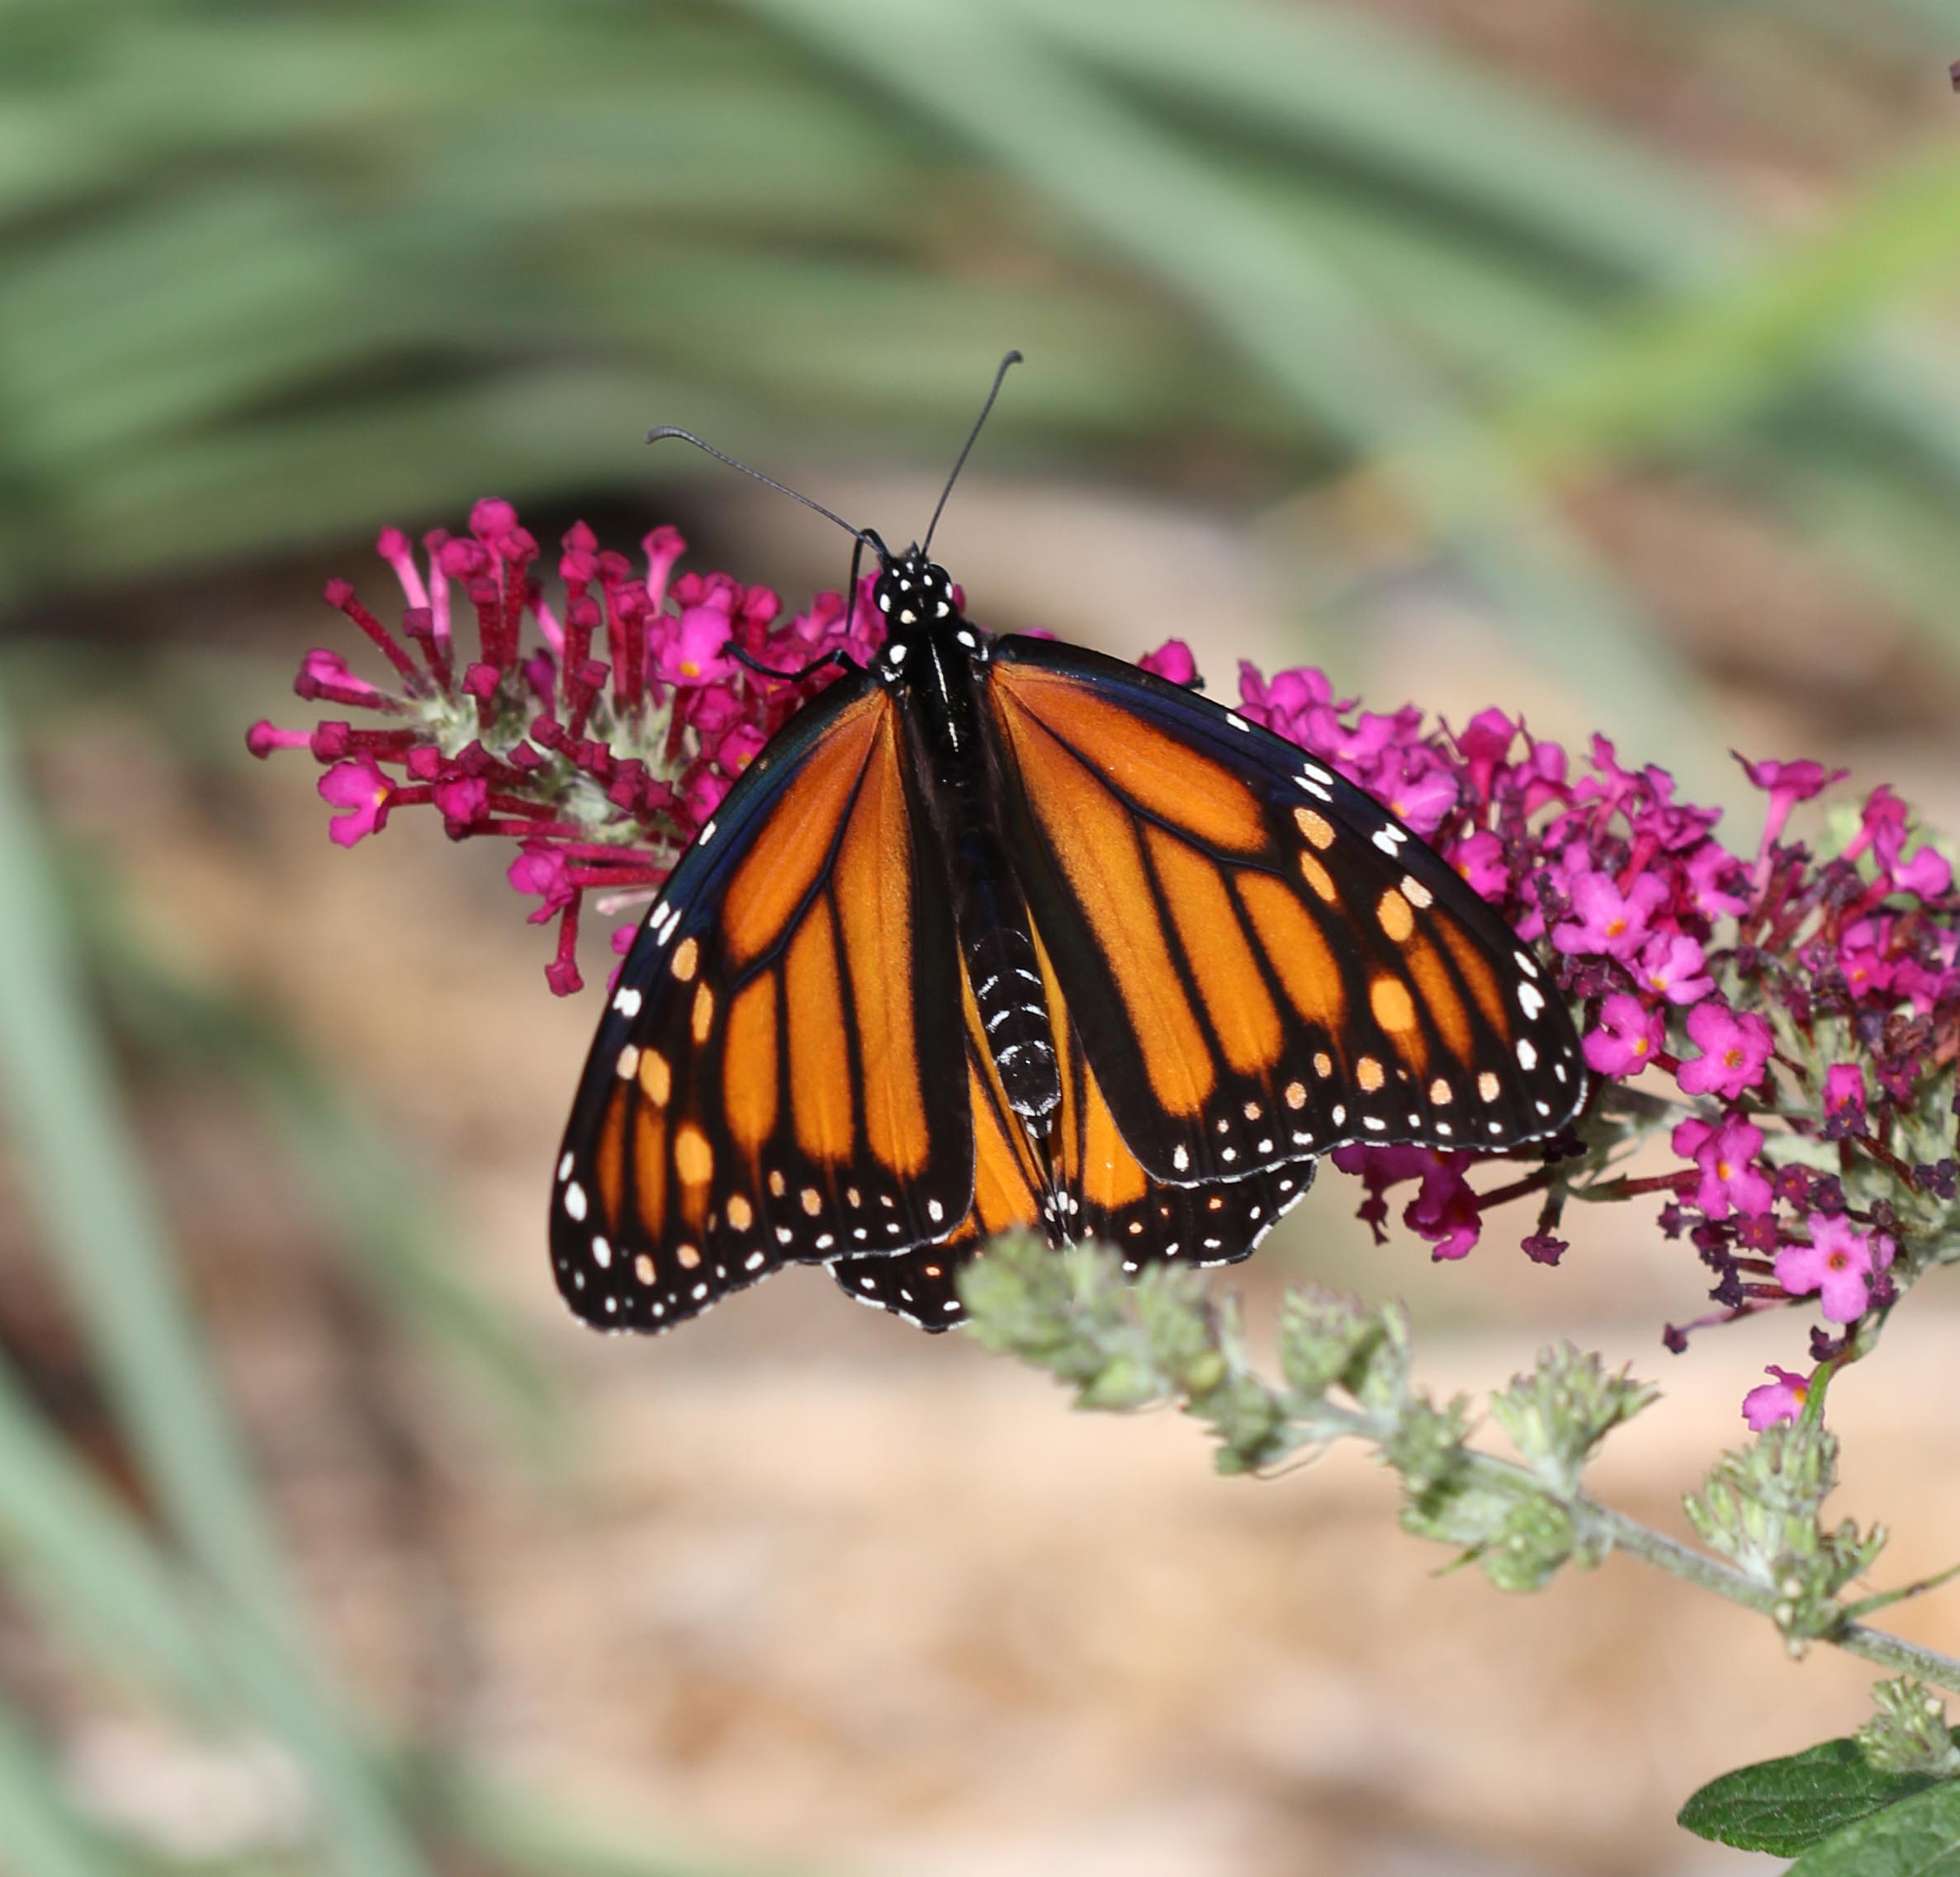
[
  {"left": 1787, "top": 1777, "right": 1960, "bottom": 1875},
  {"left": 1678, "top": 1734, "right": 1956, "bottom": 1856}
]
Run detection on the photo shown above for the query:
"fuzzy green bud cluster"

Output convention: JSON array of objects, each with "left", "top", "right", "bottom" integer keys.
[{"left": 1684, "top": 1414, "right": 1887, "bottom": 1647}]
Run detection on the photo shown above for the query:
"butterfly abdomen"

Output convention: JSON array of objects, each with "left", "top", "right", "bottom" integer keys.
[
  {"left": 892, "top": 612, "right": 1063, "bottom": 1121},
  {"left": 956, "top": 858, "right": 1058, "bottom": 1117}
]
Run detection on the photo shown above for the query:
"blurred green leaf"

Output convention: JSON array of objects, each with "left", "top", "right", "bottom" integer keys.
[
  {"left": 0, "top": 688, "right": 439, "bottom": 1877},
  {"left": 736, "top": 0, "right": 1707, "bottom": 759},
  {"left": 1489, "top": 144, "right": 1960, "bottom": 475},
  {"left": 96, "top": 919, "right": 566, "bottom": 1456},
  {"left": 0, "top": 1695, "right": 149, "bottom": 1877},
  {"left": 0, "top": 1354, "right": 226, "bottom": 1713}
]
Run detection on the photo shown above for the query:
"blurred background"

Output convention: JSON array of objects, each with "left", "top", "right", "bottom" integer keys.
[{"left": 6, "top": 2, "right": 1960, "bottom": 1872}]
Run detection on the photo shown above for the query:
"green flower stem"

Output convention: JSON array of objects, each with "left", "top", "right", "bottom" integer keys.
[
  {"left": 1837, "top": 1562, "right": 1960, "bottom": 1628},
  {"left": 1301, "top": 1396, "right": 1960, "bottom": 1693}
]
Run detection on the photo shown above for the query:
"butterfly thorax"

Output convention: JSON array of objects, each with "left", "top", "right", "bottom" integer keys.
[
  {"left": 870, "top": 547, "right": 992, "bottom": 779},
  {"left": 873, "top": 546, "right": 1060, "bottom": 1120}
]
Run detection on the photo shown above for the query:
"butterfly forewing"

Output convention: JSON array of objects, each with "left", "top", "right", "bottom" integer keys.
[
  {"left": 985, "top": 638, "right": 1584, "bottom": 1185},
  {"left": 551, "top": 677, "right": 974, "bottom": 1331}
]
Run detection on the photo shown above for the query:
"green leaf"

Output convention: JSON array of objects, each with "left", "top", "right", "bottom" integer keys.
[
  {"left": 1788, "top": 1778, "right": 1960, "bottom": 1875},
  {"left": 1678, "top": 1734, "right": 1956, "bottom": 1855},
  {"left": 0, "top": 1695, "right": 148, "bottom": 1877},
  {"left": 0, "top": 688, "right": 440, "bottom": 1877}
]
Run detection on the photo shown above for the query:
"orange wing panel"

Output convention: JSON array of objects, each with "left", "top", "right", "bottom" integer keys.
[
  {"left": 835, "top": 709, "right": 930, "bottom": 1178},
  {"left": 992, "top": 664, "right": 1266, "bottom": 853},
  {"left": 992, "top": 697, "right": 1214, "bottom": 1118},
  {"left": 721, "top": 690, "right": 883, "bottom": 967}
]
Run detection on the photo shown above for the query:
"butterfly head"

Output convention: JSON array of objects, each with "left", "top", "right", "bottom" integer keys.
[{"left": 871, "top": 543, "right": 957, "bottom": 634}]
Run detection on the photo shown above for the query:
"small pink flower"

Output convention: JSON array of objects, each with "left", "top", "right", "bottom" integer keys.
[
  {"left": 713, "top": 722, "right": 769, "bottom": 777},
  {"left": 1236, "top": 664, "right": 1333, "bottom": 741},
  {"left": 1583, "top": 993, "right": 1664, "bottom": 1078},
  {"left": 318, "top": 757, "right": 393, "bottom": 847},
  {"left": 1837, "top": 920, "right": 1898, "bottom": 1000},
  {"left": 508, "top": 845, "right": 575, "bottom": 921},
  {"left": 1329, "top": 1145, "right": 1482, "bottom": 1260},
  {"left": 1455, "top": 707, "right": 1517, "bottom": 797},
  {"left": 1552, "top": 869, "right": 1669, "bottom": 960},
  {"left": 1675, "top": 1000, "right": 1774, "bottom": 1099},
  {"left": 641, "top": 525, "right": 687, "bottom": 610},
  {"left": 1741, "top": 1365, "right": 1811, "bottom": 1431},
  {"left": 1735, "top": 753, "right": 1845, "bottom": 860},
  {"left": 1671, "top": 1113, "right": 1773, "bottom": 1220},
  {"left": 1635, "top": 932, "right": 1714, "bottom": 1005},
  {"left": 1683, "top": 840, "right": 1750, "bottom": 919},
  {"left": 434, "top": 775, "right": 489, "bottom": 827},
  {"left": 1896, "top": 844, "right": 1953, "bottom": 900},
  {"left": 1453, "top": 830, "right": 1510, "bottom": 901},
  {"left": 1140, "top": 640, "right": 1197, "bottom": 686},
  {"left": 1823, "top": 1064, "right": 1867, "bottom": 1137},
  {"left": 653, "top": 581, "right": 740, "bottom": 685},
  {"left": 1376, "top": 762, "right": 1458, "bottom": 837},
  {"left": 1775, "top": 1216, "right": 1886, "bottom": 1323}
]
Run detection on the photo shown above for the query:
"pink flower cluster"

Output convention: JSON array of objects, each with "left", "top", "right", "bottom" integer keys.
[
  {"left": 250, "top": 500, "right": 883, "bottom": 994},
  {"left": 1210, "top": 648, "right": 1957, "bottom": 1425},
  {"left": 257, "top": 505, "right": 1960, "bottom": 1423}
]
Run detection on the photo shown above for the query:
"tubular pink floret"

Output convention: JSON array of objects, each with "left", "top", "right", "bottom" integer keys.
[
  {"left": 323, "top": 578, "right": 422, "bottom": 687},
  {"left": 246, "top": 721, "right": 310, "bottom": 759},
  {"left": 376, "top": 526, "right": 429, "bottom": 612}
]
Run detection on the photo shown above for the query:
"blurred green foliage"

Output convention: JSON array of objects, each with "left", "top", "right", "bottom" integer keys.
[
  {"left": 3, "top": 0, "right": 1959, "bottom": 702},
  {"left": 5, "top": 0, "right": 1960, "bottom": 1870}
]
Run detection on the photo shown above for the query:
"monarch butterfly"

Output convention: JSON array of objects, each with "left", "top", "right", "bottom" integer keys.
[{"left": 551, "top": 359, "right": 1585, "bottom": 1334}]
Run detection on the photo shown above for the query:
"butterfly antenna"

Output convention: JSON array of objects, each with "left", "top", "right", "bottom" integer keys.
[
  {"left": 646, "top": 427, "right": 873, "bottom": 548},
  {"left": 921, "top": 349, "right": 1022, "bottom": 557}
]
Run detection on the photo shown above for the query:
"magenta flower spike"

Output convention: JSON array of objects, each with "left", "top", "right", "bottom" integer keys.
[{"left": 249, "top": 506, "right": 883, "bottom": 996}]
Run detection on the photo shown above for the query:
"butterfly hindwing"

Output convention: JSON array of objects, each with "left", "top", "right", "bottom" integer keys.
[
  {"left": 984, "top": 637, "right": 1584, "bottom": 1185},
  {"left": 1036, "top": 920, "right": 1316, "bottom": 1269},
  {"left": 552, "top": 675, "right": 974, "bottom": 1331},
  {"left": 831, "top": 954, "right": 1050, "bottom": 1327},
  {"left": 832, "top": 920, "right": 1317, "bottom": 1331}
]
